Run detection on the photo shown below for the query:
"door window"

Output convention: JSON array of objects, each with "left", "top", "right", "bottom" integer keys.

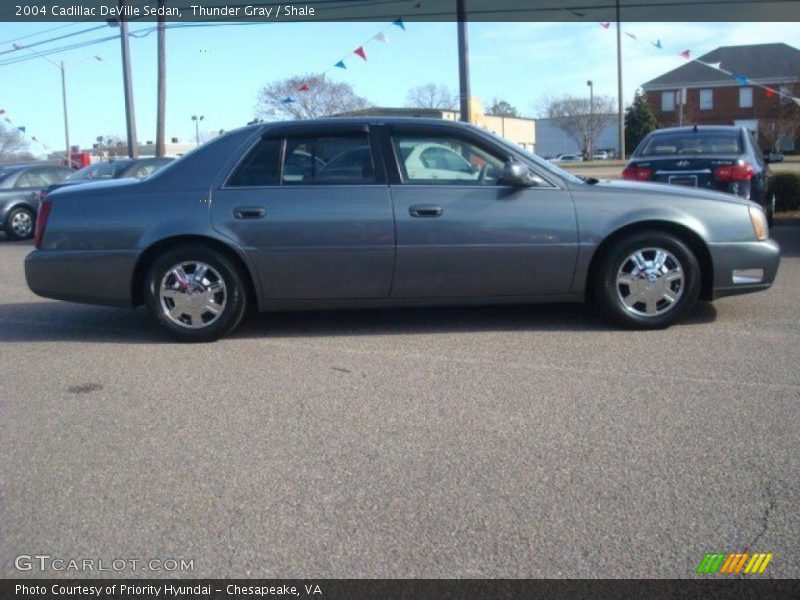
[
  {"left": 227, "top": 138, "right": 282, "bottom": 187},
  {"left": 14, "top": 169, "right": 49, "bottom": 189},
  {"left": 392, "top": 134, "right": 505, "bottom": 185},
  {"left": 283, "top": 134, "right": 374, "bottom": 184}
]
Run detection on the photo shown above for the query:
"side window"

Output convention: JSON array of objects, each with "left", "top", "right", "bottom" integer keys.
[
  {"left": 392, "top": 134, "right": 505, "bottom": 185},
  {"left": 283, "top": 134, "right": 374, "bottom": 184},
  {"left": 227, "top": 138, "right": 282, "bottom": 187},
  {"left": 14, "top": 170, "right": 48, "bottom": 189}
]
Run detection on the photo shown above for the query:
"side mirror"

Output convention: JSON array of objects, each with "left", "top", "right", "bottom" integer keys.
[{"left": 500, "top": 160, "right": 543, "bottom": 187}]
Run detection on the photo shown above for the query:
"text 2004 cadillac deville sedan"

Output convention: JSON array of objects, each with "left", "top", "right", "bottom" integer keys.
[{"left": 26, "top": 118, "right": 780, "bottom": 342}]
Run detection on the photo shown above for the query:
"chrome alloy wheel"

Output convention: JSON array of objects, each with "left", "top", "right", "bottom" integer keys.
[
  {"left": 159, "top": 261, "right": 227, "bottom": 329},
  {"left": 615, "top": 247, "right": 684, "bottom": 317},
  {"left": 11, "top": 210, "right": 33, "bottom": 237}
]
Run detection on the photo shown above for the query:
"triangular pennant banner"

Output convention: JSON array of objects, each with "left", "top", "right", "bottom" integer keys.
[
  {"left": 793, "top": 98, "right": 800, "bottom": 107},
  {"left": 700, "top": 61, "right": 721, "bottom": 70},
  {"left": 373, "top": 32, "right": 388, "bottom": 43},
  {"left": 281, "top": 97, "right": 296, "bottom": 104},
  {"left": 733, "top": 74, "right": 749, "bottom": 84},
  {"left": 680, "top": 50, "right": 691, "bottom": 59},
  {"left": 600, "top": 22, "right": 610, "bottom": 29},
  {"left": 334, "top": 60, "right": 347, "bottom": 69},
  {"left": 354, "top": 46, "right": 367, "bottom": 61},
  {"left": 0, "top": 109, "right": 5, "bottom": 115},
  {"left": 298, "top": 83, "right": 310, "bottom": 92},
  {"left": 765, "top": 87, "right": 776, "bottom": 98},
  {"left": 392, "top": 18, "right": 405, "bottom": 30},
  {"left": 625, "top": 32, "right": 637, "bottom": 40},
  {"left": 570, "top": 10, "right": 585, "bottom": 17},
  {"left": 652, "top": 39, "right": 662, "bottom": 49}
]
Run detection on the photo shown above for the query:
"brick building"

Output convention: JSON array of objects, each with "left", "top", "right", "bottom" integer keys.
[{"left": 641, "top": 43, "right": 800, "bottom": 151}]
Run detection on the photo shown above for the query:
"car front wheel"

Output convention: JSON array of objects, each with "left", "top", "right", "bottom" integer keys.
[
  {"left": 4, "top": 206, "right": 35, "bottom": 241},
  {"left": 144, "top": 244, "right": 248, "bottom": 342},
  {"left": 595, "top": 232, "right": 701, "bottom": 329}
]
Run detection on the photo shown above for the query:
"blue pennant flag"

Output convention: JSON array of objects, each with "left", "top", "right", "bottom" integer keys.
[
  {"left": 392, "top": 18, "right": 405, "bottom": 30},
  {"left": 733, "top": 74, "right": 749, "bottom": 85},
  {"left": 17, "top": 126, "right": 25, "bottom": 132},
  {"left": 281, "top": 97, "right": 296, "bottom": 104},
  {"left": 334, "top": 60, "right": 347, "bottom": 69},
  {"left": 653, "top": 39, "right": 662, "bottom": 49}
]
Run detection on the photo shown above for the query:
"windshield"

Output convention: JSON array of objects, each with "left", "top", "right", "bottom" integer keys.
[
  {"left": 479, "top": 128, "right": 583, "bottom": 185},
  {"left": 67, "top": 162, "right": 130, "bottom": 181},
  {"left": 638, "top": 130, "right": 743, "bottom": 156}
]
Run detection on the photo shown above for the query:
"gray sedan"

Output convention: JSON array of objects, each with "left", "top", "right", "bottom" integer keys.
[{"left": 25, "top": 118, "right": 780, "bottom": 342}]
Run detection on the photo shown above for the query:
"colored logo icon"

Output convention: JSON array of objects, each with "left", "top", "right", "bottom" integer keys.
[{"left": 696, "top": 552, "right": 773, "bottom": 574}]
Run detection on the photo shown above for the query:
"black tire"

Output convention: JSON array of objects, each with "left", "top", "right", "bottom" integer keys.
[
  {"left": 4, "top": 206, "right": 35, "bottom": 241},
  {"left": 143, "top": 244, "right": 248, "bottom": 342},
  {"left": 594, "top": 231, "right": 701, "bottom": 330},
  {"left": 765, "top": 193, "right": 776, "bottom": 228}
]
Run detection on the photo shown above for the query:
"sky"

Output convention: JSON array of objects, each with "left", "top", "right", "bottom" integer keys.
[{"left": 0, "top": 20, "right": 798, "bottom": 155}]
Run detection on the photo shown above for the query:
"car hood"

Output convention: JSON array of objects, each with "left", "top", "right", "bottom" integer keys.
[{"left": 587, "top": 179, "right": 757, "bottom": 207}]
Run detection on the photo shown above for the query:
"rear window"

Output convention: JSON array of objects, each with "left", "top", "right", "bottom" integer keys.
[{"left": 638, "top": 131, "right": 743, "bottom": 156}]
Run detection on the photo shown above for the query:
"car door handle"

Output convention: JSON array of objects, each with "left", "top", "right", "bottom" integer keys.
[
  {"left": 409, "top": 204, "right": 443, "bottom": 218},
  {"left": 233, "top": 207, "right": 266, "bottom": 219}
]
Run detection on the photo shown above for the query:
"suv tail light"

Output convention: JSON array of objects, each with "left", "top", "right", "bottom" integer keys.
[
  {"left": 714, "top": 162, "right": 755, "bottom": 181},
  {"left": 34, "top": 196, "right": 52, "bottom": 249},
  {"left": 621, "top": 165, "right": 654, "bottom": 181}
]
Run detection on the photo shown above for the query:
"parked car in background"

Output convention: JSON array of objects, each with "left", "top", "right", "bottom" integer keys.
[
  {"left": 622, "top": 125, "right": 775, "bottom": 224},
  {"left": 0, "top": 163, "right": 72, "bottom": 240},
  {"left": 26, "top": 118, "right": 779, "bottom": 342},
  {"left": 44, "top": 157, "right": 174, "bottom": 194},
  {"left": 592, "top": 151, "right": 610, "bottom": 160},
  {"left": 549, "top": 153, "right": 583, "bottom": 163}
]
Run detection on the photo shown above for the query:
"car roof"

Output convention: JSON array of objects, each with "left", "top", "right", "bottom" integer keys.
[
  {"left": 649, "top": 125, "right": 745, "bottom": 135},
  {"left": 259, "top": 116, "right": 479, "bottom": 130}
]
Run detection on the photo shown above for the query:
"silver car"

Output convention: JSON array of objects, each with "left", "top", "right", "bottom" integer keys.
[{"left": 26, "top": 118, "right": 780, "bottom": 342}]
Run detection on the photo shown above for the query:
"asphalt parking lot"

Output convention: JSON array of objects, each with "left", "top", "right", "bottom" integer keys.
[{"left": 1, "top": 224, "right": 799, "bottom": 579}]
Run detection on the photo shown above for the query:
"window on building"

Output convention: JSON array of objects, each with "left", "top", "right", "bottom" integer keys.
[
  {"left": 739, "top": 87, "right": 753, "bottom": 108},
  {"left": 699, "top": 89, "right": 713, "bottom": 110},
  {"left": 661, "top": 91, "right": 675, "bottom": 112}
]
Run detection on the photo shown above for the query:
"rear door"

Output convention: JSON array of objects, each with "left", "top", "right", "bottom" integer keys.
[
  {"left": 382, "top": 124, "right": 578, "bottom": 298},
  {"left": 211, "top": 124, "right": 395, "bottom": 300}
]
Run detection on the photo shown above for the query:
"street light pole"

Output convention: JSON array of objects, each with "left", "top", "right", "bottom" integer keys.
[
  {"left": 155, "top": 0, "right": 167, "bottom": 157},
  {"left": 587, "top": 79, "right": 594, "bottom": 160},
  {"left": 456, "top": 0, "right": 471, "bottom": 123},
  {"left": 60, "top": 61, "right": 71, "bottom": 168},
  {"left": 191, "top": 115, "right": 204, "bottom": 146},
  {"left": 119, "top": 0, "right": 139, "bottom": 158},
  {"left": 615, "top": 0, "right": 625, "bottom": 160}
]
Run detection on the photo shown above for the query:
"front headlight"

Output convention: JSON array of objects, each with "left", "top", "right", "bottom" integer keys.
[{"left": 749, "top": 206, "right": 768, "bottom": 241}]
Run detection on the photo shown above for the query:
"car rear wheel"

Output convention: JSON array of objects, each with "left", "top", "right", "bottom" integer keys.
[
  {"left": 144, "top": 244, "right": 247, "bottom": 342},
  {"left": 765, "top": 193, "right": 776, "bottom": 227},
  {"left": 594, "top": 232, "right": 701, "bottom": 329},
  {"left": 4, "top": 206, "right": 35, "bottom": 241}
]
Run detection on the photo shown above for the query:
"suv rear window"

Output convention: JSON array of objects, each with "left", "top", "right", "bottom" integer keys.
[{"left": 638, "top": 131, "right": 743, "bottom": 156}]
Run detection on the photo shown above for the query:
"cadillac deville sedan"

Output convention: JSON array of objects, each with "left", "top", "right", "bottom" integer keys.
[{"left": 26, "top": 118, "right": 780, "bottom": 342}]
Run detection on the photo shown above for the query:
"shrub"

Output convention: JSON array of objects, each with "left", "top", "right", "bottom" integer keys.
[{"left": 767, "top": 172, "right": 800, "bottom": 212}]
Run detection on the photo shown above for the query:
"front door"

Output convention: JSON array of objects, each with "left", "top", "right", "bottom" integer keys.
[
  {"left": 211, "top": 126, "right": 395, "bottom": 300},
  {"left": 385, "top": 126, "right": 578, "bottom": 298}
]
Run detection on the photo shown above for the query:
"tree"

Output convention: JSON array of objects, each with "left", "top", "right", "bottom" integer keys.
[
  {"left": 406, "top": 83, "right": 458, "bottom": 110},
  {"left": 761, "top": 103, "right": 800, "bottom": 153},
  {"left": 92, "top": 135, "right": 128, "bottom": 158},
  {"left": 625, "top": 90, "right": 659, "bottom": 153},
  {"left": 487, "top": 97, "right": 519, "bottom": 117},
  {"left": 0, "top": 124, "right": 32, "bottom": 161},
  {"left": 540, "top": 93, "right": 616, "bottom": 158},
  {"left": 255, "top": 74, "right": 370, "bottom": 120}
]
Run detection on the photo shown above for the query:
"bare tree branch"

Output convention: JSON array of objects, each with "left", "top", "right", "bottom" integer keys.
[
  {"left": 406, "top": 83, "right": 458, "bottom": 110},
  {"left": 256, "top": 74, "right": 370, "bottom": 120},
  {"left": 0, "top": 124, "right": 31, "bottom": 161},
  {"left": 540, "top": 93, "right": 616, "bottom": 157}
]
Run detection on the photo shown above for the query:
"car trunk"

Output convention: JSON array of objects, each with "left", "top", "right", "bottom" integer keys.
[{"left": 625, "top": 155, "right": 749, "bottom": 196}]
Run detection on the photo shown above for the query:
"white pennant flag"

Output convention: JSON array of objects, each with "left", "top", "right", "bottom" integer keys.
[{"left": 373, "top": 32, "right": 388, "bottom": 43}]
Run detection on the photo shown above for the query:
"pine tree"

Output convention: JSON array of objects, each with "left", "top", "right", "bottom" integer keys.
[{"left": 625, "top": 90, "right": 659, "bottom": 154}]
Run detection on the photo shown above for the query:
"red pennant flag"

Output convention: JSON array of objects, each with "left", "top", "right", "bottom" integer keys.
[
  {"left": 354, "top": 46, "right": 367, "bottom": 61},
  {"left": 298, "top": 84, "right": 310, "bottom": 92},
  {"left": 600, "top": 22, "right": 610, "bottom": 29},
  {"left": 765, "top": 87, "right": 775, "bottom": 98},
  {"left": 680, "top": 50, "right": 691, "bottom": 59}
]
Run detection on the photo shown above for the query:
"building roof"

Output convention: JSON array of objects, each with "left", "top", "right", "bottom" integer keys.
[{"left": 642, "top": 43, "right": 800, "bottom": 89}]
